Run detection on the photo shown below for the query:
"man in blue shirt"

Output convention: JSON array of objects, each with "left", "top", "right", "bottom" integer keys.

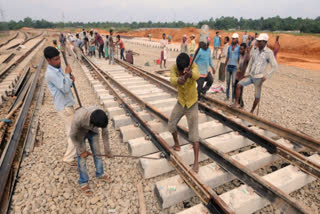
[
  {"left": 44, "top": 46, "right": 77, "bottom": 166},
  {"left": 213, "top": 31, "right": 221, "bottom": 59},
  {"left": 224, "top": 33, "right": 240, "bottom": 101},
  {"left": 194, "top": 41, "right": 215, "bottom": 99}
]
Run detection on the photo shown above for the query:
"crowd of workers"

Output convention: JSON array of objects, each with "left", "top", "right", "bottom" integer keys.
[
  {"left": 42, "top": 28, "right": 280, "bottom": 194},
  {"left": 59, "top": 28, "right": 127, "bottom": 65},
  {"left": 159, "top": 31, "right": 279, "bottom": 113}
]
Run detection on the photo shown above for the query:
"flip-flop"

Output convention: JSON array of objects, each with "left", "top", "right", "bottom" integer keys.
[
  {"left": 98, "top": 175, "right": 113, "bottom": 183},
  {"left": 65, "top": 161, "right": 77, "bottom": 166},
  {"left": 81, "top": 185, "right": 93, "bottom": 196},
  {"left": 173, "top": 145, "right": 181, "bottom": 151}
]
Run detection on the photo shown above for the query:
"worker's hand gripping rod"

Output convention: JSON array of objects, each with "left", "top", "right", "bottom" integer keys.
[{"left": 61, "top": 51, "right": 82, "bottom": 108}]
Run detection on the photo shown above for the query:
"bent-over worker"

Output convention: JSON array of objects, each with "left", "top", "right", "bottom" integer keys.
[
  {"left": 169, "top": 53, "right": 200, "bottom": 173},
  {"left": 70, "top": 106, "right": 113, "bottom": 195}
]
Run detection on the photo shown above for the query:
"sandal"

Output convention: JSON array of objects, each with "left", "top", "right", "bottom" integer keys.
[
  {"left": 173, "top": 145, "right": 181, "bottom": 151},
  {"left": 81, "top": 185, "right": 93, "bottom": 196},
  {"left": 98, "top": 175, "right": 113, "bottom": 183}
]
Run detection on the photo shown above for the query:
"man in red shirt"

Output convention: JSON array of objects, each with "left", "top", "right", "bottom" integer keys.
[
  {"left": 92, "top": 31, "right": 105, "bottom": 58},
  {"left": 116, "top": 35, "right": 126, "bottom": 61}
]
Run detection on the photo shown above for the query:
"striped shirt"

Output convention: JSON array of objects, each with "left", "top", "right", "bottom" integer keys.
[{"left": 245, "top": 46, "right": 278, "bottom": 79}]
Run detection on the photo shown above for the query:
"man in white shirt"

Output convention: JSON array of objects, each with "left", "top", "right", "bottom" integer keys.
[
  {"left": 233, "top": 33, "right": 278, "bottom": 113},
  {"left": 160, "top": 33, "right": 168, "bottom": 69}
]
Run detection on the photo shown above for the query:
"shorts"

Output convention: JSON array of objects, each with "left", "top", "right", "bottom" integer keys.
[
  {"left": 239, "top": 76, "right": 263, "bottom": 98},
  {"left": 168, "top": 102, "right": 199, "bottom": 142},
  {"left": 89, "top": 46, "right": 95, "bottom": 52}
]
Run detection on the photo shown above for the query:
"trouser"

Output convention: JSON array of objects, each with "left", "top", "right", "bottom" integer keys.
[
  {"left": 57, "top": 106, "right": 76, "bottom": 162},
  {"left": 196, "top": 72, "right": 213, "bottom": 99},
  {"left": 226, "top": 65, "right": 237, "bottom": 100},
  {"left": 120, "top": 48, "right": 125, "bottom": 60},
  {"left": 104, "top": 47, "right": 109, "bottom": 58},
  {"left": 218, "top": 62, "right": 226, "bottom": 81},
  {"left": 74, "top": 47, "right": 82, "bottom": 60},
  {"left": 98, "top": 44, "right": 104, "bottom": 58},
  {"left": 109, "top": 47, "right": 114, "bottom": 64},
  {"left": 77, "top": 131, "right": 104, "bottom": 185},
  {"left": 168, "top": 102, "right": 199, "bottom": 142},
  {"left": 213, "top": 47, "right": 219, "bottom": 59},
  {"left": 235, "top": 79, "right": 244, "bottom": 107}
]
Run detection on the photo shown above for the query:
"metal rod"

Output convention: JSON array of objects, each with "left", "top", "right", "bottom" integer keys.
[{"left": 61, "top": 51, "right": 82, "bottom": 108}]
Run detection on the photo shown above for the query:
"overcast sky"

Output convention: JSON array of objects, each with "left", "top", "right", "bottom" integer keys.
[{"left": 0, "top": 0, "right": 319, "bottom": 23}]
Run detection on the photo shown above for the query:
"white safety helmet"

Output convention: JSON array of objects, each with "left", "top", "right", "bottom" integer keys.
[
  {"left": 231, "top": 33, "right": 239, "bottom": 39},
  {"left": 256, "top": 33, "right": 269, "bottom": 41}
]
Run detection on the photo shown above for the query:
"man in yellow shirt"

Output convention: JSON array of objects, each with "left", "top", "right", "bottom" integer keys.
[{"left": 169, "top": 53, "right": 201, "bottom": 172}]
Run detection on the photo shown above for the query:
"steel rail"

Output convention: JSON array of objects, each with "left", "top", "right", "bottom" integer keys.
[
  {"left": 86, "top": 56, "right": 312, "bottom": 213},
  {"left": 115, "top": 59, "right": 320, "bottom": 152},
  {"left": 82, "top": 55, "right": 234, "bottom": 214},
  {"left": 0, "top": 56, "right": 45, "bottom": 204},
  {"left": 114, "top": 59, "right": 320, "bottom": 179},
  {"left": 6, "top": 32, "right": 43, "bottom": 50},
  {"left": 0, "top": 32, "right": 19, "bottom": 48},
  {"left": 0, "top": 38, "right": 45, "bottom": 82}
]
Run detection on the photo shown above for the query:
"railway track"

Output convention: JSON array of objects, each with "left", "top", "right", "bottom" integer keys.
[
  {"left": 75, "top": 52, "right": 319, "bottom": 213},
  {"left": 0, "top": 32, "right": 19, "bottom": 49},
  {"left": 0, "top": 35, "right": 45, "bottom": 105},
  {"left": 0, "top": 55, "right": 46, "bottom": 213}
]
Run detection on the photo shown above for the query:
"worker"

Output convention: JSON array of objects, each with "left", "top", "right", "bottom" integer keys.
[
  {"left": 213, "top": 31, "right": 221, "bottom": 59},
  {"left": 217, "top": 36, "right": 230, "bottom": 80},
  {"left": 93, "top": 31, "right": 104, "bottom": 59},
  {"left": 189, "top": 34, "right": 196, "bottom": 58},
  {"left": 273, "top": 35, "right": 280, "bottom": 59},
  {"left": 104, "top": 35, "right": 109, "bottom": 59},
  {"left": 242, "top": 31, "right": 248, "bottom": 44},
  {"left": 70, "top": 106, "right": 113, "bottom": 195},
  {"left": 79, "top": 28, "right": 85, "bottom": 39},
  {"left": 116, "top": 35, "right": 126, "bottom": 61},
  {"left": 88, "top": 30, "right": 95, "bottom": 57},
  {"left": 194, "top": 41, "right": 215, "bottom": 99},
  {"left": 53, "top": 40, "right": 58, "bottom": 50},
  {"left": 59, "top": 33, "right": 66, "bottom": 52},
  {"left": 148, "top": 33, "right": 152, "bottom": 41},
  {"left": 169, "top": 53, "right": 200, "bottom": 173},
  {"left": 74, "top": 34, "right": 84, "bottom": 62},
  {"left": 168, "top": 35, "right": 172, "bottom": 43},
  {"left": 109, "top": 29, "right": 115, "bottom": 65},
  {"left": 83, "top": 31, "right": 88, "bottom": 54},
  {"left": 233, "top": 33, "right": 278, "bottom": 113},
  {"left": 180, "top": 35, "right": 188, "bottom": 54},
  {"left": 224, "top": 33, "right": 240, "bottom": 102},
  {"left": 234, "top": 43, "right": 249, "bottom": 108},
  {"left": 43, "top": 46, "right": 77, "bottom": 166},
  {"left": 160, "top": 33, "right": 168, "bottom": 69}
]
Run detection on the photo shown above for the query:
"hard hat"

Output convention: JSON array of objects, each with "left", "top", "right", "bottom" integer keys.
[
  {"left": 191, "top": 34, "right": 195, "bottom": 37},
  {"left": 183, "top": 34, "right": 187, "bottom": 38},
  {"left": 232, "top": 33, "right": 239, "bottom": 39},
  {"left": 256, "top": 33, "right": 269, "bottom": 41}
]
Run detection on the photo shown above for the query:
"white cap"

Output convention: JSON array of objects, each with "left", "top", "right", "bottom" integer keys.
[
  {"left": 231, "top": 33, "right": 239, "bottom": 39},
  {"left": 256, "top": 33, "right": 269, "bottom": 41}
]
